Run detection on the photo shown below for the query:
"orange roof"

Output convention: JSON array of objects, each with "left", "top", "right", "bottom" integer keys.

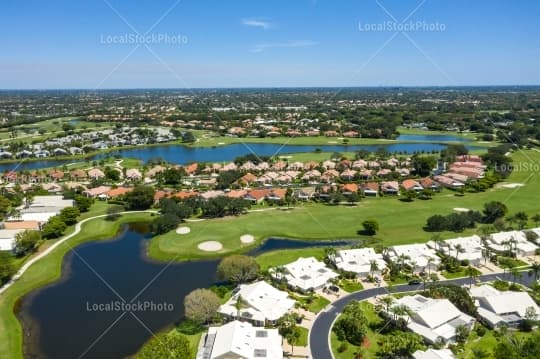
[
  {"left": 401, "top": 179, "right": 420, "bottom": 190},
  {"left": 154, "top": 190, "right": 170, "bottom": 201},
  {"left": 361, "top": 182, "right": 379, "bottom": 191},
  {"left": 49, "top": 170, "right": 65, "bottom": 179},
  {"left": 106, "top": 187, "right": 133, "bottom": 198},
  {"left": 227, "top": 189, "right": 247, "bottom": 198},
  {"left": 246, "top": 189, "right": 270, "bottom": 200},
  {"left": 269, "top": 188, "right": 287, "bottom": 198},
  {"left": 184, "top": 163, "right": 198, "bottom": 174},
  {"left": 341, "top": 183, "right": 358, "bottom": 193},
  {"left": 3, "top": 221, "right": 40, "bottom": 230},
  {"left": 172, "top": 191, "right": 199, "bottom": 200},
  {"left": 240, "top": 173, "right": 257, "bottom": 183}
]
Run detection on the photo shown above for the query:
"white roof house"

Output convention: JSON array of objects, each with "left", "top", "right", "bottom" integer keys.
[
  {"left": 218, "top": 281, "right": 295, "bottom": 324},
  {"left": 429, "top": 235, "right": 484, "bottom": 265},
  {"left": 276, "top": 257, "right": 338, "bottom": 292},
  {"left": 388, "top": 294, "right": 475, "bottom": 344},
  {"left": 470, "top": 285, "right": 540, "bottom": 328},
  {"left": 413, "top": 349, "right": 456, "bottom": 359},
  {"left": 333, "top": 248, "right": 387, "bottom": 276},
  {"left": 387, "top": 244, "right": 440, "bottom": 272},
  {"left": 198, "top": 320, "right": 283, "bottom": 359},
  {"left": 10, "top": 195, "right": 74, "bottom": 224},
  {"left": 489, "top": 230, "right": 538, "bottom": 256},
  {"left": 0, "top": 229, "right": 24, "bottom": 251}
]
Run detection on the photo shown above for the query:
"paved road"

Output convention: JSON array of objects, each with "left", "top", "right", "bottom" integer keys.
[
  {"left": 0, "top": 210, "right": 157, "bottom": 295},
  {"left": 309, "top": 273, "right": 534, "bottom": 359}
]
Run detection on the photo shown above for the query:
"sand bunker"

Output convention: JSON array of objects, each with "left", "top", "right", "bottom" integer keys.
[
  {"left": 240, "top": 234, "right": 255, "bottom": 244},
  {"left": 198, "top": 241, "right": 223, "bottom": 251},
  {"left": 500, "top": 183, "right": 524, "bottom": 189},
  {"left": 176, "top": 226, "right": 191, "bottom": 234},
  {"left": 453, "top": 207, "right": 470, "bottom": 212}
]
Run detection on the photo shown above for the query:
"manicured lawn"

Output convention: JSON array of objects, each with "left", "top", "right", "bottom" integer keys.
[
  {"left": 459, "top": 327, "right": 535, "bottom": 358},
  {"left": 339, "top": 279, "right": 364, "bottom": 293},
  {"left": 441, "top": 267, "right": 481, "bottom": 280},
  {"left": 305, "top": 296, "right": 331, "bottom": 313},
  {"left": 292, "top": 294, "right": 331, "bottom": 313},
  {"left": 149, "top": 150, "right": 540, "bottom": 263},
  {"left": 295, "top": 326, "right": 309, "bottom": 347},
  {"left": 0, "top": 206, "right": 154, "bottom": 359}
]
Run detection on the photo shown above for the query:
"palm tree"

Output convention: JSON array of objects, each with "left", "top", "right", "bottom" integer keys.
[
  {"left": 426, "top": 257, "right": 434, "bottom": 276},
  {"left": 369, "top": 260, "right": 379, "bottom": 278},
  {"left": 234, "top": 294, "right": 246, "bottom": 318},
  {"left": 465, "top": 266, "right": 478, "bottom": 288},
  {"left": 379, "top": 296, "right": 394, "bottom": 313},
  {"left": 528, "top": 262, "right": 540, "bottom": 282},
  {"left": 454, "top": 244, "right": 464, "bottom": 259}
]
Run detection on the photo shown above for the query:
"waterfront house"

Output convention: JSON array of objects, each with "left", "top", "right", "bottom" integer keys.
[{"left": 274, "top": 256, "right": 339, "bottom": 292}]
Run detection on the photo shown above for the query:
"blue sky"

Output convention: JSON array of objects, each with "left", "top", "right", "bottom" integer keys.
[{"left": 1, "top": 0, "right": 539, "bottom": 89}]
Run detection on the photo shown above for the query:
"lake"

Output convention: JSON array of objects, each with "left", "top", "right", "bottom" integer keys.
[
  {"left": 0, "top": 134, "right": 477, "bottom": 172},
  {"left": 19, "top": 223, "right": 352, "bottom": 359}
]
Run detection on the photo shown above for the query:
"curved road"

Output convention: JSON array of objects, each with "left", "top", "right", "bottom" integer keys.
[
  {"left": 309, "top": 273, "right": 534, "bottom": 359},
  {"left": 0, "top": 210, "right": 157, "bottom": 295}
]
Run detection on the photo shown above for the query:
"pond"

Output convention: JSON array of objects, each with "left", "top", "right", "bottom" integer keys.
[
  {"left": 0, "top": 138, "right": 480, "bottom": 172},
  {"left": 18, "top": 223, "right": 352, "bottom": 359}
]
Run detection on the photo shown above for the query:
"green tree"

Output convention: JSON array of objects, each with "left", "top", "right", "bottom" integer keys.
[
  {"left": 59, "top": 206, "right": 80, "bottom": 225},
  {"left": 42, "top": 215, "right": 67, "bottom": 239},
  {"left": 361, "top": 219, "right": 379, "bottom": 235},
  {"left": 14, "top": 230, "right": 41, "bottom": 256},
  {"left": 151, "top": 213, "right": 181, "bottom": 234},
  {"left": 0, "top": 251, "right": 16, "bottom": 285},
  {"left": 285, "top": 325, "right": 302, "bottom": 355},
  {"left": 483, "top": 201, "right": 508, "bottom": 223},
  {"left": 333, "top": 301, "right": 368, "bottom": 345},
  {"left": 137, "top": 333, "right": 192, "bottom": 359},
  {"left": 74, "top": 195, "right": 93, "bottom": 212},
  {"left": 104, "top": 167, "right": 120, "bottom": 181},
  {"left": 106, "top": 205, "right": 124, "bottom": 221},
  {"left": 183, "top": 289, "right": 220, "bottom": 324},
  {"left": 217, "top": 255, "right": 259, "bottom": 284},
  {"left": 124, "top": 186, "right": 155, "bottom": 210},
  {"left": 377, "top": 331, "right": 423, "bottom": 358}
]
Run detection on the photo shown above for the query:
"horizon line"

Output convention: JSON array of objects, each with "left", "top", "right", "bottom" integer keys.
[{"left": 1, "top": 84, "right": 540, "bottom": 91}]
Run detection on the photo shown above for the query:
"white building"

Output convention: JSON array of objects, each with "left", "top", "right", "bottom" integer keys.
[
  {"left": 387, "top": 294, "right": 475, "bottom": 344},
  {"left": 0, "top": 229, "right": 24, "bottom": 251},
  {"left": 470, "top": 285, "right": 540, "bottom": 328},
  {"left": 218, "top": 281, "right": 295, "bottom": 324},
  {"left": 386, "top": 244, "right": 440, "bottom": 273},
  {"left": 198, "top": 320, "right": 283, "bottom": 359},
  {"left": 413, "top": 349, "right": 456, "bottom": 359},
  {"left": 332, "top": 248, "right": 386, "bottom": 277},
  {"left": 429, "top": 235, "right": 484, "bottom": 265},
  {"left": 489, "top": 230, "right": 538, "bottom": 256},
  {"left": 275, "top": 256, "right": 338, "bottom": 292},
  {"left": 9, "top": 195, "right": 74, "bottom": 224}
]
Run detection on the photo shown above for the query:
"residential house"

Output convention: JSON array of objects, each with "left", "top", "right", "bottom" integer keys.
[
  {"left": 413, "top": 349, "right": 456, "bottom": 359},
  {"left": 386, "top": 294, "right": 475, "bottom": 344},
  {"left": 198, "top": 321, "right": 283, "bottom": 359},
  {"left": 402, "top": 179, "right": 423, "bottom": 192},
  {"left": 332, "top": 248, "right": 386, "bottom": 277},
  {"left": 358, "top": 182, "right": 377, "bottom": 197},
  {"left": 386, "top": 244, "right": 440, "bottom": 273},
  {"left": 274, "top": 256, "right": 339, "bottom": 292},
  {"left": 470, "top": 285, "right": 540, "bottom": 328},
  {"left": 381, "top": 181, "right": 399, "bottom": 195},
  {"left": 218, "top": 281, "right": 295, "bottom": 324}
]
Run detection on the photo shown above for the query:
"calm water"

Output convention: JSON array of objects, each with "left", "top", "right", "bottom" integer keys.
[
  {"left": 19, "top": 224, "right": 352, "bottom": 359},
  {"left": 396, "top": 134, "right": 471, "bottom": 142},
  {"left": 1, "top": 135, "right": 478, "bottom": 172}
]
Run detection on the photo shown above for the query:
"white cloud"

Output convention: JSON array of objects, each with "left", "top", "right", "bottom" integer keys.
[
  {"left": 242, "top": 18, "right": 272, "bottom": 30},
  {"left": 251, "top": 40, "right": 318, "bottom": 53}
]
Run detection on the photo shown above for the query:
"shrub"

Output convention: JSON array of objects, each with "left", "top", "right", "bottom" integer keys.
[{"left": 337, "top": 342, "right": 348, "bottom": 353}]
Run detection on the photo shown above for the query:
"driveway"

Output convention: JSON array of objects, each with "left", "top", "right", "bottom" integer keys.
[{"left": 309, "top": 273, "right": 534, "bottom": 359}]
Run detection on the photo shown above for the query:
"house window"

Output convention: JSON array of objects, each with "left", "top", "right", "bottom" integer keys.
[
  {"left": 255, "top": 330, "right": 268, "bottom": 338},
  {"left": 254, "top": 349, "right": 267, "bottom": 357}
]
